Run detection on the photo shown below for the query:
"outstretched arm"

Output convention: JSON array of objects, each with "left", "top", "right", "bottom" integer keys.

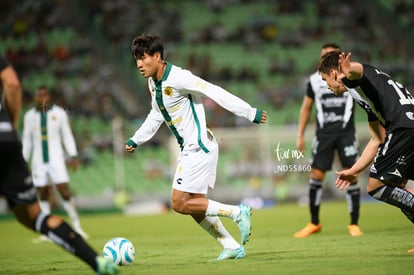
[
  {"left": 183, "top": 72, "right": 267, "bottom": 124},
  {"left": 125, "top": 104, "right": 164, "bottom": 153}
]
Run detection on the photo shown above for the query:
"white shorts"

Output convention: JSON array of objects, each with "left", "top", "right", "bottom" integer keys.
[
  {"left": 31, "top": 162, "right": 70, "bottom": 187},
  {"left": 172, "top": 142, "right": 218, "bottom": 194}
]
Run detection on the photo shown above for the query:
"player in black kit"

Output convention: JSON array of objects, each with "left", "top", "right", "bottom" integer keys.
[
  {"left": 0, "top": 56, "right": 119, "bottom": 274},
  {"left": 295, "top": 44, "right": 362, "bottom": 238},
  {"left": 319, "top": 51, "right": 414, "bottom": 252}
]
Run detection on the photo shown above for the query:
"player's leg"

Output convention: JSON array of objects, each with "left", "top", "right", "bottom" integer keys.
[
  {"left": 171, "top": 144, "right": 251, "bottom": 247},
  {"left": 12, "top": 202, "right": 118, "bottom": 274},
  {"left": 294, "top": 136, "right": 332, "bottom": 238},
  {"left": 56, "top": 182, "right": 88, "bottom": 238},
  {"left": 368, "top": 177, "right": 414, "bottom": 220},
  {"left": 37, "top": 186, "right": 51, "bottom": 211},
  {"left": 338, "top": 134, "right": 362, "bottom": 236},
  {"left": 309, "top": 168, "right": 325, "bottom": 225},
  {"left": 52, "top": 163, "right": 88, "bottom": 238},
  {"left": 171, "top": 189, "right": 251, "bottom": 244},
  {"left": 367, "top": 129, "right": 414, "bottom": 223},
  {"left": 293, "top": 168, "right": 324, "bottom": 238},
  {"left": 33, "top": 165, "right": 51, "bottom": 214},
  {"left": 2, "top": 146, "right": 118, "bottom": 274},
  {"left": 192, "top": 213, "right": 245, "bottom": 260}
]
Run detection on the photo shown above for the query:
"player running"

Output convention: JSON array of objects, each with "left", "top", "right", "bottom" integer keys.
[{"left": 125, "top": 34, "right": 267, "bottom": 260}]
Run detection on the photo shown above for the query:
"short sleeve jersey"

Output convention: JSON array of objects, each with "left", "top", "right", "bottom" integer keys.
[
  {"left": 307, "top": 71, "right": 355, "bottom": 136},
  {"left": 343, "top": 64, "right": 414, "bottom": 132},
  {"left": 0, "top": 57, "right": 18, "bottom": 142}
]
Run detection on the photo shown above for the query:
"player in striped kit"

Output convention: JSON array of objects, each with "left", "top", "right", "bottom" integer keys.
[
  {"left": 294, "top": 44, "right": 362, "bottom": 238},
  {"left": 125, "top": 34, "right": 267, "bottom": 260},
  {"left": 319, "top": 50, "right": 414, "bottom": 252}
]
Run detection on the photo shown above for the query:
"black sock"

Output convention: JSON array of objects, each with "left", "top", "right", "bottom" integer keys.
[
  {"left": 309, "top": 179, "right": 322, "bottom": 225},
  {"left": 368, "top": 185, "right": 414, "bottom": 223},
  {"left": 346, "top": 183, "right": 361, "bottom": 225},
  {"left": 34, "top": 213, "right": 98, "bottom": 271}
]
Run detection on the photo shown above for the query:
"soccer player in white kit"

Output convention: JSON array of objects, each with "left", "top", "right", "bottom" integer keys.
[
  {"left": 125, "top": 34, "right": 268, "bottom": 260},
  {"left": 22, "top": 86, "right": 88, "bottom": 240}
]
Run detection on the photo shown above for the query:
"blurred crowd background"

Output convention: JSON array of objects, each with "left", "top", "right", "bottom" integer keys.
[{"left": 1, "top": 0, "right": 413, "bottom": 208}]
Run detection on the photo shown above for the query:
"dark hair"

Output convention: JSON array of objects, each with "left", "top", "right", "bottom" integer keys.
[
  {"left": 321, "top": 43, "right": 340, "bottom": 50},
  {"left": 131, "top": 34, "right": 164, "bottom": 59},
  {"left": 318, "top": 50, "right": 341, "bottom": 74},
  {"left": 37, "top": 85, "right": 49, "bottom": 91}
]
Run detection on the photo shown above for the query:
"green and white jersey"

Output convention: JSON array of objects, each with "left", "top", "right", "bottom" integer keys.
[
  {"left": 22, "top": 105, "right": 78, "bottom": 165},
  {"left": 129, "top": 62, "right": 262, "bottom": 152}
]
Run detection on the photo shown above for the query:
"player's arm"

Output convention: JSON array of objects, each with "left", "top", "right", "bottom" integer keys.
[
  {"left": 60, "top": 110, "right": 79, "bottom": 170},
  {"left": 338, "top": 52, "right": 363, "bottom": 81},
  {"left": 297, "top": 95, "right": 313, "bottom": 152},
  {"left": 60, "top": 111, "right": 78, "bottom": 157},
  {"left": 0, "top": 64, "right": 22, "bottom": 129},
  {"left": 183, "top": 72, "right": 267, "bottom": 124},
  {"left": 125, "top": 103, "right": 164, "bottom": 153},
  {"left": 336, "top": 120, "right": 385, "bottom": 189}
]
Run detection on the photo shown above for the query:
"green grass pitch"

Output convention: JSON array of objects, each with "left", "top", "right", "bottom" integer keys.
[{"left": 1, "top": 201, "right": 413, "bottom": 274}]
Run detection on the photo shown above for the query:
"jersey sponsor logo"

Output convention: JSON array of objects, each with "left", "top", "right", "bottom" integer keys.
[
  {"left": 166, "top": 116, "right": 183, "bottom": 126},
  {"left": 388, "top": 168, "right": 402, "bottom": 178},
  {"left": 320, "top": 97, "right": 348, "bottom": 107},
  {"left": 164, "top": 87, "right": 173, "bottom": 97},
  {"left": 405, "top": 112, "right": 414, "bottom": 120},
  {"left": 17, "top": 187, "right": 37, "bottom": 200},
  {"left": 390, "top": 188, "right": 414, "bottom": 208}
]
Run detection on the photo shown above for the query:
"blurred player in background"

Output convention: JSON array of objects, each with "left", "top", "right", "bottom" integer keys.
[
  {"left": 125, "top": 33, "right": 267, "bottom": 260},
  {"left": 22, "top": 86, "right": 88, "bottom": 240},
  {"left": 294, "top": 44, "right": 362, "bottom": 238},
  {"left": 0, "top": 56, "right": 119, "bottom": 274},
  {"left": 319, "top": 51, "right": 414, "bottom": 252}
]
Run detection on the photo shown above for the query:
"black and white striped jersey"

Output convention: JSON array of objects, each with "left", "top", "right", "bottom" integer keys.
[{"left": 307, "top": 71, "right": 355, "bottom": 136}]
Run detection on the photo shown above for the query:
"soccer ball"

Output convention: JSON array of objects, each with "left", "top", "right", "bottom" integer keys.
[{"left": 103, "top": 237, "right": 135, "bottom": 266}]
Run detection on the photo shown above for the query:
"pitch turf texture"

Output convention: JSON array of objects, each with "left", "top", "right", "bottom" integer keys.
[{"left": 1, "top": 201, "right": 413, "bottom": 274}]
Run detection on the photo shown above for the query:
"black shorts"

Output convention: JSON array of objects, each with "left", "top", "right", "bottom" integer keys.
[
  {"left": 0, "top": 141, "right": 37, "bottom": 208},
  {"left": 369, "top": 128, "right": 414, "bottom": 184},
  {"left": 310, "top": 133, "right": 358, "bottom": 172}
]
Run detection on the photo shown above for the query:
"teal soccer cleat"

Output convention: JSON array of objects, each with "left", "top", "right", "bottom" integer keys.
[
  {"left": 236, "top": 204, "right": 252, "bottom": 245},
  {"left": 215, "top": 246, "right": 246, "bottom": 260},
  {"left": 96, "top": 256, "right": 120, "bottom": 275}
]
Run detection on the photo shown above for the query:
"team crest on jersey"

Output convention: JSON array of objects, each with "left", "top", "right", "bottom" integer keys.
[{"left": 164, "top": 87, "right": 173, "bottom": 97}]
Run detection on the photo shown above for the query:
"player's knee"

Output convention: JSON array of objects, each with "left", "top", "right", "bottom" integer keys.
[
  {"left": 37, "top": 187, "right": 49, "bottom": 200},
  {"left": 366, "top": 178, "right": 385, "bottom": 193},
  {"left": 60, "top": 192, "right": 71, "bottom": 200},
  {"left": 171, "top": 198, "right": 188, "bottom": 214}
]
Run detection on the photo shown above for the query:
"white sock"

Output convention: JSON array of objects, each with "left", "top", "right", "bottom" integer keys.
[
  {"left": 62, "top": 199, "right": 82, "bottom": 230},
  {"left": 38, "top": 200, "right": 51, "bottom": 214},
  {"left": 199, "top": 216, "right": 240, "bottom": 249},
  {"left": 205, "top": 200, "right": 241, "bottom": 221}
]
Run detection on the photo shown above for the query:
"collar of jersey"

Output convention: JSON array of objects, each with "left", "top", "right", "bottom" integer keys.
[{"left": 154, "top": 62, "right": 172, "bottom": 85}]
